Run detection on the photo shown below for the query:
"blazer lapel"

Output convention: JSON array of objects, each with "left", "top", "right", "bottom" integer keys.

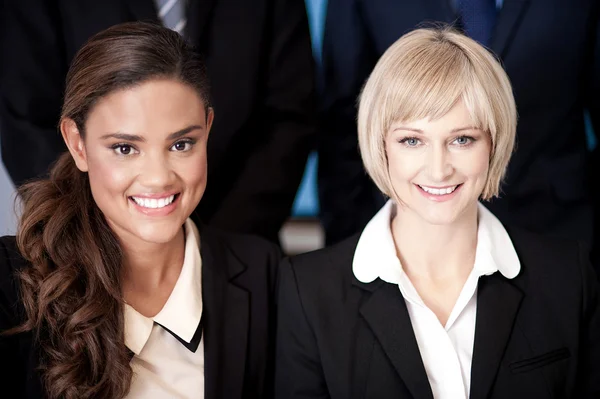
[
  {"left": 490, "top": 0, "right": 531, "bottom": 58},
  {"left": 124, "top": 0, "right": 160, "bottom": 22},
  {"left": 186, "top": 0, "right": 218, "bottom": 47},
  {"left": 200, "top": 226, "right": 249, "bottom": 399},
  {"left": 470, "top": 273, "right": 523, "bottom": 399},
  {"left": 358, "top": 281, "right": 434, "bottom": 399}
]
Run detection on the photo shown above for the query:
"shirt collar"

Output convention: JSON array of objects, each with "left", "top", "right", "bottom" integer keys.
[
  {"left": 124, "top": 218, "right": 203, "bottom": 355},
  {"left": 352, "top": 200, "right": 521, "bottom": 285}
]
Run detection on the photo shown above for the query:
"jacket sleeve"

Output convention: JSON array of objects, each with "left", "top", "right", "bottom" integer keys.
[
  {"left": 318, "top": 0, "right": 383, "bottom": 245},
  {"left": 588, "top": 3, "right": 600, "bottom": 131},
  {"left": 275, "top": 258, "right": 330, "bottom": 398},
  {"left": 206, "top": 0, "right": 317, "bottom": 242},
  {"left": 0, "top": 237, "right": 25, "bottom": 390},
  {"left": 587, "top": 4, "right": 600, "bottom": 269},
  {"left": 574, "top": 241, "right": 600, "bottom": 398},
  {"left": 0, "top": 0, "right": 68, "bottom": 186}
]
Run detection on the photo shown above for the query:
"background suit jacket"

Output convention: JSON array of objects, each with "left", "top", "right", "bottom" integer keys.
[
  {"left": 319, "top": 0, "right": 600, "bottom": 247},
  {"left": 0, "top": 225, "right": 280, "bottom": 399},
  {"left": 0, "top": 0, "right": 317, "bottom": 243},
  {"left": 275, "top": 228, "right": 600, "bottom": 398}
]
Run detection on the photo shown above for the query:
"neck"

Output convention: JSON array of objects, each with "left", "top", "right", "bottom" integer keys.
[
  {"left": 391, "top": 202, "right": 479, "bottom": 280},
  {"left": 120, "top": 227, "right": 186, "bottom": 293}
]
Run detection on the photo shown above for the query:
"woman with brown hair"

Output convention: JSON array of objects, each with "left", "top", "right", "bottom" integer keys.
[{"left": 0, "top": 22, "right": 280, "bottom": 399}]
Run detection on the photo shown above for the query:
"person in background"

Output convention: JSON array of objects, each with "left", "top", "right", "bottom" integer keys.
[
  {"left": 276, "top": 27, "right": 600, "bottom": 399},
  {"left": 0, "top": 23, "right": 280, "bottom": 399},
  {"left": 0, "top": 0, "right": 316, "bottom": 243},
  {"left": 319, "top": 0, "right": 600, "bottom": 254}
]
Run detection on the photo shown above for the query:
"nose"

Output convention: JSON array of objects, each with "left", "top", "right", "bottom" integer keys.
[
  {"left": 427, "top": 144, "right": 453, "bottom": 182},
  {"left": 139, "top": 151, "right": 175, "bottom": 188}
]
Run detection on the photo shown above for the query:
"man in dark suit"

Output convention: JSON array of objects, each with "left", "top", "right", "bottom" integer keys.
[
  {"left": 319, "top": 0, "right": 600, "bottom": 246},
  {"left": 0, "top": 0, "right": 316, "bottom": 243}
]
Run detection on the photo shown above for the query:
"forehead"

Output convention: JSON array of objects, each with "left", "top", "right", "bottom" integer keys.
[{"left": 85, "top": 79, "right": 206, "bottom": 137}]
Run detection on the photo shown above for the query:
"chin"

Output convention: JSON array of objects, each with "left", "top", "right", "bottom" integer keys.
[
  {"left": 419, "top": 213, "right": 458, "bottom": 226},
  {"left": 410, "top": 203, "right": 462, "bottom": 226},
  {"left": 132, "top": 220, "right": 185, "bottom": 245}
]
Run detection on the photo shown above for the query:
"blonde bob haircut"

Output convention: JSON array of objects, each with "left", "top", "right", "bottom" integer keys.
[{"left": 358, "top": 26, "right": 517, "bottom": 200}]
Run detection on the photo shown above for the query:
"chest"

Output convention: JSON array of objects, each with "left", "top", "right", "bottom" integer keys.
[
  {"left": 311, "top": 282, "right": 577, "bottom": 399},
  {"left": 126, "top": 325, "right": 205, "bottom": 398}
]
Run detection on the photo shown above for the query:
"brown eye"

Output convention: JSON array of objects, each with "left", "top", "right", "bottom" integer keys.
[
  {"left": 170, "top": 140, "right": 195, "bottom": 152},
  {"left": 111, "top": 144, "right": 137, "bottom": 155},
  {"left": 119, "top": 145, "right": 132, "bottom": 155}
]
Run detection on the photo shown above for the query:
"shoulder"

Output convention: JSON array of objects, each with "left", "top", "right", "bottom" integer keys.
[
  {"left": 0, "top": 236, "right": 28, "bottom": 328},
  {"left": 507, "top": 226, "right": 585, "bottom": 272},
  {"left": 199, "top": 224, "right": 283, "bottom": 293},
  {"left": 0, "top": 235, "right": 27, "bottom": 288},
  {"left": 201, "top": 224, "right": 282, "bottom": 265},
  {"left": 506, "top": 225, "right": 592, "bottom": 295},
  {"left": 282, "top": 233, "right": 361, "bottom": 293}
]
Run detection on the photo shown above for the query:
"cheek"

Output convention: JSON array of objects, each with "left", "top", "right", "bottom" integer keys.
[
  {"left": 463, "top": 148, "right": 491, "bottom": 179},
  {"left": 387, "top": 150, "right": 422, "bottom": 185},
  {"left": 179, "top": 153, "right": 208, "bottom": 189},
  {"left": 86, "top": 154, "right": 134, "bottom": 199}
]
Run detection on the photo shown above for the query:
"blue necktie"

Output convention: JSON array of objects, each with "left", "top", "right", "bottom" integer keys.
[{"left": 458, "top": 0, "right": 497, "bottom": 47}]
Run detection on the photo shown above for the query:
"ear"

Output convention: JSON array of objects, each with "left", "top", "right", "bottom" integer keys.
[
  {"left": 60, "top": 118, "right": 89, "bottom": 172},
  {"left": 205, "top": 107, "right": 214, "bottom": 138}
]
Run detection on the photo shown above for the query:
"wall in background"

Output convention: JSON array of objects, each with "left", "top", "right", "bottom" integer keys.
[{"left": 0, "top": 137, "right": 17, "bottom": 236}]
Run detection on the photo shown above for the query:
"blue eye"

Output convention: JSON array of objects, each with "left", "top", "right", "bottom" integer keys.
[
  {"left": 399, "top": 137, "right": 421, "bottom": 147},
  {"left": 454, "top": 136, "right": 474, "bottom": 146}
]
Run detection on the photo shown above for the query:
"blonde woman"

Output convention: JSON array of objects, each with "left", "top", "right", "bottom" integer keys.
[{"left": 275, "top": 27, "right": 600, "bottom": 399}]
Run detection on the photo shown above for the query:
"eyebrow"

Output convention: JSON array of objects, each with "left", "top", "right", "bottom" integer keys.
[
  {"left": 100, "top": 125, "right": 204, "bottom": 142},
  {"left": 392, "top": 126, "right": 479, "bottom": 134}
]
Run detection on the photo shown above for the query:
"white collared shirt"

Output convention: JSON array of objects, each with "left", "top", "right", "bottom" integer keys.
[
  {"left": 353, "top": 200, "right": 521, "bottom": 399},
  {"left": 124, "top": 218, "right": 204, "bottom": 399}
]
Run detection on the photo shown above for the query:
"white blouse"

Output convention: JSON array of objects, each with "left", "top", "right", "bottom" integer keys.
[
  {"left": 353, "top": 201, "right": 521, "bottom": 399},
  {"left": 124, "top": 218, "right": 204, "bottom": 399}
]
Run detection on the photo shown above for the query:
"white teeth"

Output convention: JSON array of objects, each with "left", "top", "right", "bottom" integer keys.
[
  {"left": 419, "top": 185, "right": 458, "bottom": 195},
  {"left": 131, "top": 195, "right": 176, "bottom": 208}
]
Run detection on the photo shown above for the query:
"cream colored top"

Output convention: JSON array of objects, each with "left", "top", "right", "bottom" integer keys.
[{"left": 124, "top": 218, "right": 204, "bottom": 399}]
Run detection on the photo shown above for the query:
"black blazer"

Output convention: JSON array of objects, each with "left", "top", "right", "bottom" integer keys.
[
  {"left": 275, "top": 227, "right": 600, "bottom": 398},
  {"left": 0, "top": 224, "right": 280, "bottom": 399},
  {"left": 0, "top": 0, "right": 316, "bottom": 242},
  {"left": 319, "top": 0, "right": 600, "bottom": 246}
]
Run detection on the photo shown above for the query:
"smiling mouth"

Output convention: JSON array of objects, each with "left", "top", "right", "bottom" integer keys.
[
  {"left": 129, "top": 193, "right": 180, "bottom": 209},
  {"left": 417, "top": 184, "right": 462, "bottom": 196}
]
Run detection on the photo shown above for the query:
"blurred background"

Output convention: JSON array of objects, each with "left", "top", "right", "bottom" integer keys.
[
  {"left": 0, "top": 0, "right": 326, "bottom": 247},
  {"left": 0, "top": 155, "right": 15, "bottom": 237},
  {"left": 1, "top": 0, "right": 599, "bottom": 259}
]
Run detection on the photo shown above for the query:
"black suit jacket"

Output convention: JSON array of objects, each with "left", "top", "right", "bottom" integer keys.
[
  {"left": 275, "top": 228, "right": 600, "bottom": 398},
  {"left": 0, "top": 225, "right": 280, "bottom": 399},
  {"left": 319, "top": 0, "right": 600, "bottom": 245},
  {"left": 0, "top": 0, "right": 316, "bottom": 242}
]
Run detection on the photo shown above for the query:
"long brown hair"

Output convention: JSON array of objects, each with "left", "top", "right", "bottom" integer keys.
[{"left": 9, "top": 22, "right": 211, "bottom": 399}]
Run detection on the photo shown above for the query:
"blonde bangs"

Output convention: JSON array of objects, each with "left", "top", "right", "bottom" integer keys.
[{"left": 376, "top": 37, "right": 496, "bottom": 140}]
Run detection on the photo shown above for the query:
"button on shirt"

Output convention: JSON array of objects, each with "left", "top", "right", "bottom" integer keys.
[
  {"left": 124, "top": 218, "right": 204, "bottom": 399},
  {"left": 353, "top": 201, "right": 521, "bottom": 399}
]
